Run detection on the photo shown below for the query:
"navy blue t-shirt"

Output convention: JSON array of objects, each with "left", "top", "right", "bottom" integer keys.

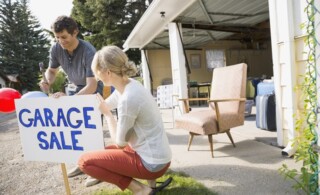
[{"left": 49, "top": 39, "right": 103, "bottom": 94}]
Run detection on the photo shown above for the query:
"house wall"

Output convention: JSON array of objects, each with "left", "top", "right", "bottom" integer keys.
[
  {"left": 148, "top": 40, "right": 273, "bottom": 94},
  {"left": 205, "top": 41, "right": 273, "bottom": 78},
  {"left": 186, "top": 50, "right": 212, "bottom": 83},
  {"left": 226, "top": 48, "right": 273, "bottom": 78},
  {"left": 280, "top": 36, "right": 308, "bottom": 145},
  {"left": 0, "top": 77, "right": 6, "bottom": 88},
  {"left": 147, "top": 50, "right": 172, "bottom": 90},
  {"left": 147, "top": 49, "right": 213, "bottom": 88},
  {"left": 269, "top": 0, "right": 308, "bottom": 147}
]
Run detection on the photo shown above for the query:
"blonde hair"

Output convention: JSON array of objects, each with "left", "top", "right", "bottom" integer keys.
[{"left": 92, "top": 46, "right": 137, "bottom": 78}]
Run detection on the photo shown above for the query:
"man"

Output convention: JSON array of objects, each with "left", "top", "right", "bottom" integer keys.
[{"left": 39, "top": 15, "right": 101, "bottom": 187}]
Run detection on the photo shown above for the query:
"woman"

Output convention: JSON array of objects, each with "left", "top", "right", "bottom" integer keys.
[{"left": 78, "top": 46, "right": 172, "bottom": 195}]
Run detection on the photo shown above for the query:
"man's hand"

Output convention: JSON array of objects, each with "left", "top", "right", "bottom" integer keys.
[
  {"left": 38, "top": 67, "right": 58, "bottom": 94},
  {"left": 51, "top": 92, "right": 66, "bottom": 98}
]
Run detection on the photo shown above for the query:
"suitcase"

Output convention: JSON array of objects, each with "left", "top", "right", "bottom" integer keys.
[
  {"left": 257, "top": 81, "right": 274, "bottom": 95},
  {"left": 256, "top": 93, "right": 276, "bottom": 131}
]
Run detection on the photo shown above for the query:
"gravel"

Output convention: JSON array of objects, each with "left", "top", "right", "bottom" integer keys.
[{"left": 0, "top": 112, "right": 114, "bottom": 195}]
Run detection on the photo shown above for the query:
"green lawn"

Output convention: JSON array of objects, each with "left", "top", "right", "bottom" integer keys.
[{"left": 93, "top": 169, "right": 217, "bottom": 195}]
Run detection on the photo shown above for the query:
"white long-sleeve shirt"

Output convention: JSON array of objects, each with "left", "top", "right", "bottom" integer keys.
[{"left": 105, "top": 79, "right": 172, "bottom": 165}]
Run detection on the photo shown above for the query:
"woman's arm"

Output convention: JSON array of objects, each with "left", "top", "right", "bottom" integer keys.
[{"left": 96, "top": 93, "right": 117, "bottom": 142}]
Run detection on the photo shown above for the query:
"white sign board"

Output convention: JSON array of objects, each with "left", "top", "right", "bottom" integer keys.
[{"left": 15, "top": 95, "right": 104, "bottom": 164}]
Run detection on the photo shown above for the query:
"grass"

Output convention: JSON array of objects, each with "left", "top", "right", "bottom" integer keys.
[{"left": 93, "top": 169, "right": 217, "bottom": 195}]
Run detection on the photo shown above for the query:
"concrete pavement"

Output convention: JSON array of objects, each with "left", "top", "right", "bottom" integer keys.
[{"left": 160, "top": 107, "right": 303, "bottom": 195}]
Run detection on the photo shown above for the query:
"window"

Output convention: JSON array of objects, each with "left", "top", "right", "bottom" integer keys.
[{"left": 205, "top": 49, "right": 225, "bottom": 70}]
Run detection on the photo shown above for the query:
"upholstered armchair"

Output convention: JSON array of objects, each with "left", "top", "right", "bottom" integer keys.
[{"left": 175, "top": 63, "right": 247, "bottom": 158}]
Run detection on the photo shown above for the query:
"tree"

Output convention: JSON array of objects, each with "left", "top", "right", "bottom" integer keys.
[
  {"left": 71, "top": 0, "right": 151, "bottom": 64},
  {"left": 0, "top": 0, "right": 50, "bottom": 91},
  {"left": 0, "top": 0, "right": 18, "bottom": 74}
]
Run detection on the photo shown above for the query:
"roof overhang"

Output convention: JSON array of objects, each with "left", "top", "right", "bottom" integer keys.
[{"left": 123, "top": 0, "right": 196, "bottom": 50}]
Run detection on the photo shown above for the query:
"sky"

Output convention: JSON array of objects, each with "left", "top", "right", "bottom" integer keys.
[{"left": 29, "top": 0, "right": 73, "bottom": 30}]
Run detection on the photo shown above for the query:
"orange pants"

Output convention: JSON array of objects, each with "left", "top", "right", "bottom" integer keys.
[{"left": 78, "top": 145, "right": 170, "bottom": 190}]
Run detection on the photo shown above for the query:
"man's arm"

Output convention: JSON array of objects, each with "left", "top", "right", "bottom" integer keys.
[
  {"left": 76, "top": 77, "right": 98, "bottom": 95},
  {"left": 39, "top": 67, "right": 58, "bottom": 92},
  {"left": 45, "top": 67, "right": 59, "bottom": 85}
]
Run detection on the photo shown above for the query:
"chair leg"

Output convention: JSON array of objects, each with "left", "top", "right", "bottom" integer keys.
[
  {"left": 226, "top": 131, "right": 236, "bottom": 147},
  {"left": 188, "top": 133, "right": 194, "bottom": 151},
  {"left": 208, "top": 134, "right": 214, "bottom": 158}
]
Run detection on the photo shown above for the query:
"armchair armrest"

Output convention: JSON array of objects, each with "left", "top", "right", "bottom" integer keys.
[
  {"left": 208, "top": 98, "right": 246, "bottom": 103},
  {"left": 179, "top": 97, "right": 210, "bottom": 101},
  {"left": 208, "top": 98, "right": 246, "bottom": 131},
  {"left": 178, "top": 97, "right": 210, "bottom": 113}
]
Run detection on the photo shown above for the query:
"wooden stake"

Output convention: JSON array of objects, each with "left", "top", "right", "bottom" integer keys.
[{"left": 61, "top": 163, "right": 71, "bottom": 195}]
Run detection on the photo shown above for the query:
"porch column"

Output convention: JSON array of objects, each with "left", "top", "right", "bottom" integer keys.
[
  {"left": 140, "top": 50, "right": 152, "bottom": 94},
  {"left": 168, "top": 22, "right": 188, "bottom": 114},
  {"left": 282, "top": 1, "right": 297, "bottom": 153},
  {"left": 268, "top": 0, "right": 283, "bottom": 146},
  {"left": 269, "top": 0, "right": 297, "bottom": 153}
]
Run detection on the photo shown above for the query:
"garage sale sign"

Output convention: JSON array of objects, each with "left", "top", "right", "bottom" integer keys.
[{"left": 15, "top": 95, "right": 104, "bottom": 164}]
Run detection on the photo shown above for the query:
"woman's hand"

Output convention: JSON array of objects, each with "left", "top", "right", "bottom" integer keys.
[
  {"left": 96, "top": 93, "right": 113, "bottom": 117},
  {"left": 39, "top": 80, "right": 50, "bottom": 94},
  {"left": 51, "top": 92, "right": 66, "bottom": 98}
]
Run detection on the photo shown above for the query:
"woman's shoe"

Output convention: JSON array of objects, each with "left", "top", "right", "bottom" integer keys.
[{"left": 149, "top": 177, "right": 172, "bottom": 195}]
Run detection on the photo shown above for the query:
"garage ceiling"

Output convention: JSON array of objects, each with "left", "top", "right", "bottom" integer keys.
[{"left": 125, "top": 0, "right": 270, "bottom": 49}]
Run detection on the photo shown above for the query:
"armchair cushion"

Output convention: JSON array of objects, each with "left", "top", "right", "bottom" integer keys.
[
  {"left": 175, "top": 108, "right": 244, "bottom": 135},
  {"left": 175, "top": 108, "right": 217, "bottom": 135}
]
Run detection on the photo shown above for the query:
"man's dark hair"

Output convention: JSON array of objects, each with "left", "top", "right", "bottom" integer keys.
[{"left": 51, "top": 15, "right": 78, "bottom": 34}]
